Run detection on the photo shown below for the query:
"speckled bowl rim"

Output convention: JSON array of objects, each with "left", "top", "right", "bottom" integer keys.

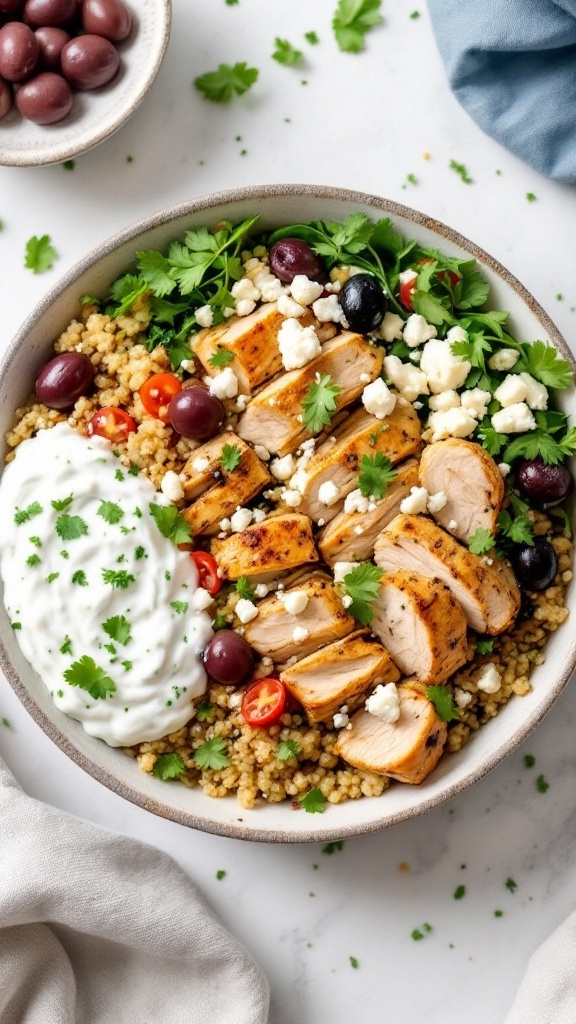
[{"left": 1, "top": 183, "right": 575, "bottom": 843}]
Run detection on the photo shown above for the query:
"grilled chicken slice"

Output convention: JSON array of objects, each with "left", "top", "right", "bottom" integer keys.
[
  {"left": 419, "top": 438, "right": 505, "bottom": 543},
  {"left": 243, "top": 573, "right": 354, "bottom": 662},
  {"left": 211, "top": 512, "right": 319, "bottom": 580},
  {"left": 318, "top": 459, "right": 420, "bottom": 565},
  {"left": 280, "top": 629, "right": 400, "bottom": 723},
  {"left": 370, "top": 569, "right": 468, "bottom": 684},
  {"left": 374, "top": 514, "right": 520, "bottom": 634},
  {"left": 192, "top": 303, "right": 285, "bottom": 393},
  {"left": 297, "top": 401, "right": 421, "bottom": 523},
  {"left": 180, "top": 433, "right": 271, "bottom": 535},
  {"left": 181, "top": 432, "right": 254, "bottom": 500},
  {"left": 236, "top": 332, "right": 383, "bottom": 455},
  {"left": 334, "top": 685, "right": 447, "bottom": 783}
]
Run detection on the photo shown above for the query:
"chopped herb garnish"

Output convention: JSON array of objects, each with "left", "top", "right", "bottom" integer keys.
[
  {"left": 349, "top": 956, "right": 359, "bottom": 969},
  {"left": 115, "top": 469, "right": 125, "bottom": 482},
  {"left": 410, "top": 9, "right": 421, "bottom": 17},
  {"left": 299, "top": 787, "right": 327, "bottom": 813},
  {"left": 426, "top": 685, "right": 460, "bottom": 723},
  {"left": 449, "top": 159, "right": 473, "bottom": 184},
  {"left": 24, "top": 234, "right": 57, "bottom": 274},
  {"left": 171, "top": 600, "right": 188, "bottom": 615},
  {"left": 64, "top": 655, "right": 116, "bottom": 699},
  {"left": 505, "top": 877, "right": 517, "bottom": 893},
  {"left": 357, "top": 452, "right": 397, "bottom": 499},
  {"left": 193, "top": 736, "right": 230, "bottom": 770},
  {"left": 62, "top": 159, "right": 75, "bottom": 170},
  {"left": 55, "top": 514, "right": 88, "bottom": 541},
  {"left": 220, "top": 443, "right": 242, "bottom": 472},
  {"left": 209, "top": 348, "right": 234, "bottom": 368},
  {"left": 101, "top": 569, "right": 136, "bottom": 589},
  {"left": 51, "top": 494, "right": 73, "bottom": 511},
  {"left": 332, "top": 0, "right": 382, "bottom": 53},
  {"left": 235, "top": 576, "right": 256, "bottom": 601},
  {"left": 60, "top": 550, "right": 69, "bottom": 559},
  {"left": 302, "top": 373, "right": 341, "bottom": 433},
  {"left": 194, "top": 62, "right": 259, "bottom": 103},
  {"left": 454, "top": 885, "right": 466, "bottom": 900},
  {"left": 26, "top": 554, "right": 41, "bottom": 567},
  {"left": 97, "top": 500, "right": 124, "bottom": 525},
  {"left": 14, "top": 502, "right": 42, "bottom": 525},
  {"left": 322, "top": 840, "right": 344, "bottom": 854},
  {"left": 60, "top": 635, "right": 73, "bottom": 655},
  {"left": 476, "top": 638, "right": 495, "bottom": 655},
  {"left": 128, "top": 464, "right": 140, "bottom": 476},
  {"left": 102, "top": 615, "right": 131, "bottom": 646},
  {"left": 277, "top": 739, "right": 301, "bottom": 762},
  {"left": 196, "top": 701, "right": 216, "bottom": 722},
  {"left": 272, "top": 38, "right": 303, "bottom": 66},
  {"left": 153, "top": 752, "right": 186, "bottom": 780},
  {"left": 29, "top": 536, "right": 41, "bottom": 547},
  {"left": 135, "top": 546, "right": 147, "bottom": 560},
  {"left": 524, "top": 754, "right": 536, "bottom": 768},
  {"left": 11, "top": 622, "right": 21, "bottom": 630},
  {"left": 46, "top": 572, "right": 59, "bottom": 584},
  {"left": 216, "top": 869, "right": 227, "bottom": 880},
  {"left": 504, "top": 426, "right": 576, "bottom": 466},
  {"left": 1, "top": 717, "right": 12, "bottom": 729},
  {"left": 468, "top": 527, "right": 494, "bottom": 555},
  {"left": 536, "top": 773, "right": 549, "bottom": 793},
  {"left": 494, "top": 909, "right": 504, "bottom": 917},
  {"left": 121, "top": 660, "right": 133, "bottom": 672},
  {"left": 526, "top": 192, "right": 537, "bottom": 202},
  {"left": 149, "top": 503, "right": 192, "bottom": 545},
  {"left": 342, "top": 562, "right": 383, "bottom": 625},
  {"left": 304, "top": 30, "right": 319, "bottom": 44},
  {"left": 71, "top": 570, "right": 88, "bottom": 586}
]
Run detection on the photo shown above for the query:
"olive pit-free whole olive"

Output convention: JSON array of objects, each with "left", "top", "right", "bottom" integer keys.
[
  {"left": 0, "top": 21, "right": 38, "bottom": 80},
  {"left": 203, "top": 630, "right": 255, "bottom": 685},
  {"left": 0, "top": 73, "right": 12, "bottom": 116},
  {"left": 340, "top": 273, "right": 388, "bottom": 333},
  {"left": 35, "top": 351, "right": 94, "bottom": 409},
  {"left": 15, "top": 68, "right": 72, "bottom": 121},
  {"left": 269, "top": 238, "right": 326, "bottom": 283},
  {"left": 82, "top": 0, "right": 131, "bottom": 41},
  {"left": 61, "top": 32, "right": 118, "bottom": 88},
  {"left": 516, "top": 457, "right": 574, "bottom": 508},
  {"left": 34, "top": 25, "right": 68, "bottom": 69},
  {"left": 168, "top": 386, "right": 225, "bottom": 440},
  {"left": 511, "top": 539, "right": 558, "bottom": 591},
  {"left": 23, "top": 0, "right": 76, "bottom": 27}
]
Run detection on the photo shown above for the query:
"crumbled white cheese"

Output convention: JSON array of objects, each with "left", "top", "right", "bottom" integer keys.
[
  {"left": 270, "top": 454, "right": 296, "bottom": 481},
  {"left": 398, "top": 269, "right": 418, "bottom": 285},
  {"left": 292, "top": 625, "right": 310, "bottom": 643},
  {"left": 277, "top": 292, "right": 306, "bottom": 318},
  {"left": 234, "top": 394, "right": 248, "bottom": 412},
  {"left": 254, "top": 444, "right": 270, "bottom": 461},
  {"left": 252, "top": 269, "right": 285, "bottom": 302},
  {"left": 428, "top": 407, "right": 477, "bottom": 441},
  {"left": 289, "top": 275, "right": 324, "bottom": 306},
  {"left": 491, "top": 402, "right": 537, "bottom": 434},
  {"left": 365, "top": 682, "right": 401, "bottom": 723},
  {"left": 208, "top": 366, "right": 238, "bottom": 399},
  {"left": 403, "top": 313, "right": 437, "bottom": 348},
  {"left": 354, "top": 525, "right": 364, "bottom": 535},
  {"left": 448, "top": 519, "right": 458, "bottom": 530},
  {"left": 359, "top": 373, "right": 371, "bottom": 383},
  {"left": 333, "top": 561, "right": 359, "bottom": 583},
  {"left": 341, "top": 594, "right": 353, "bottom": 608},
  {"left": 400, "top": 486, "right": 429, "bottom": 515},
  {"left": 494, "top": 374, "right": 528, "bottom": 408},
  {"left": 281, "top": 590, "right": 309, "bottom": 615},
  {"left": 180, "top": 359, "right": 195, "bottom": 373},
  {"left": 461, "top": 388, "right": 491, "bottom": 420},
  {"left": 252, "top": 509, "right": 266, "bottom": 524},
  {"left": 192, "top": 456, "right": 210, "bottom": 473},
  {"left": 455, "top": 687, "right": 472, "bottom": 709},
  {"left": 318, "top": 480, "right": 340, "bottom": 506},
  {"left": 361, "top": 377, "right": 397, "bottom": 419},
  {"left": 230, "top": 507, "right": 253, "bottom": 532},
  {"left": 278, "top": 318, "right": 321, "bottom": 371},
  {"left": 228, "top": 692, "right": 243, "bottom": 709},
  {"left": 383, "top": 355, "right": 429, "bottom": 402},
  {"left": 519, "top": 371, "right": 549, "bottom": 411},
  {"left": 427, "top": 490, "right": 448, "bottom": 513},
  {"left": 160, "top": 470, "right": 184, "bottom": 503},
  {"left": 409, "top": 350, "right": 422, "bottom": 363},
  {"left": 420, "top": 339, "right": 471, "bottom": 393},
  {"left": 312, "top": 294, "right": 344, "bottom": 324},
  {"left": 195, "top": 304, "right": 214, "bottom": 328},
  {"left": 282, "top": 488, "right": 303, "bottom": 507},
  {"left": 476, "top": 663, "right": 502, "bottom": 694},
  {"left": 231, "top": 277, "right": 260, "bottom": 303},
  {"left": 254, "top": 583, "right": 269, "bottom": 598},
  {"left": 428, "top": 390, "right": 461, "bottom": 412},
  {"left": 498, "top": 462, "right": 511, "bottom": 478},
  {"left": 236, "top": 299, "right": 257, "bottom": 317},
  {"left": 223, "top": 307, "right": 235, "bottom": 319},
  {"left": 378, "top": 311, "right": 405, "bottom": 342},
  {"left": 344, "top": 489, "right": 371, "bottom": 514},
  {"left": 219, "top": 517, "right": 231, "bottom": 532},
  {"left": 446, "top": 325, "right": 469, "bottom": 345},
  {"left": 236, "top": 599, "right": 259, "bottom": 624},
  {"left": 189, "top": 587, "right": 214, "bottom": 612},
  {"left": 488, "top": 348, "right": 520, "bottom": 372},
  {"left": 333, "top": 709, "right": 350, "bottom": 729}
]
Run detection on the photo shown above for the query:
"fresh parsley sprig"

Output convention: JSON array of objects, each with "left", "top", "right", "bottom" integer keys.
[
  {"left": 272, "top": 38, "right": 303, "bottom": 66},
  {"left": 357, "top": 453, "right": 397, "bottom": 499},
  {"left": 153, "top": 753, "right": 186, "bottom": 780},
  {"left": 426, "top": 685, "right": 460, "bottom": 722},
  {"left": 194, "top": 62, "right": 258, "bottom": 103},
  {"left": 468, "top": 527, "right": 494, "bottom": 555},
  {"left": 302, "top": 374, "right": 341, "bottom": 433},
  {"left": 193, "top": 736, "right": 230, "bottom": 770},
  {"left": 149, "top": 503, "right": 192, "bottom": 545},
  {"left": 220, "top": 443, "right": 242, "bottom": 472},
  {"left": 342, "top": 562, "right": 383, "bottom": 625},
  {"left": 64, "top": 656, "right": 116, "bottom": 700},
  {"left": 332, "top": 0, "right": 382, "bottom": 53}
]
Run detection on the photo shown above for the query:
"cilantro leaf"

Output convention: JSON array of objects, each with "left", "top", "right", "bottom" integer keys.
[
  {"left": 106, "top": 274, "right": 148, "bottom": 317},
  {"left": 503, "top": 427, "right": 576, "bottom": 467},
  {"left": 476, "top": 638, "right": 495, "bottom": 655},
  {"left": 59, "top": 635, "right": 73, "bottom": 655},
  {"left": 305, "top": 30, "right": 319, "bottom": 44},
  {"left": 27, "top": 553, "right": 41, "bottom": 567},
  {"left": 71, "top": 569, "right": 88, "bottom": 586},
  {"left": 332, "top": 0, "right": 383, "bottom": 53},
  {"left": 314, "top": 213, "right": 373, "bottom": 260},
  {"left": 277, "top": 739, "right": 301, "bottom": 762},
  {"left": 220, "top": 443, "right": 242, "bottom": 472},
  {"left": 272, "top": 38, "right": 303, "bottom": 66},
  {"left": 209, "top": 348, "right": 234, "bottom": 368},
  {"left": 144, "top": 324, "right": 193, "bottom": 370},
  {"left": 454, "top": 267, "right": 490, "bottom": 310},
  {"left": 196, "top": 701, "right": 216, "bottom": 722},
  {"left": 51, "top": 494, "right": 73, "bottom": 511},
  {"left": 14, "top": 502, "right": 42, "bottom": 525},
  {"left": 449, "top": 160, "right": 473, "bottom": 184},
  {"left": 136, "top": 249, "right": 176, "bottom": 298},
  {"left": 302, "top": 374, "right": 341, "bottom": 433},
  {"left": 476, "top": 420, "right": 508, "bottom": 457},
  {"left": 236, "top": 577, "right": 256, "bottom": 601},
  {"left": 46, "top": 572, "right": 59, "bottom": 584},
  {"left": 55, "top": 514, "right": 88, "bottom": 541},
  {"left": 102, "top": 615, "right": 131, "bottom": 646},
  {"left": 171, "top": 600, "right": 189, "bottom": 615},
  {"left": 451, "top": 332, "right": 492, "bottom": 371},
  {"left": 468, "top": 527, "right": 494, "bottom": 555},
  {"left": 322, "top": 840, "right": 344, "bottom": 854},
  {"left": 101, "top": 568, "right": 136, "bottom": 589},
  {"left": 342, "top": 562, "right": 383, "bottom": 625},
  {"left": 97, "top": 501, "right": 124, "bottom": 525},
  {"left": 497, "top": 508, "right": 534, "bottom": 546},
  {"left": 194, "top": 62, "right": 259, "bottom": 103},
  {"left": 193, "top": 736, "right": 231, "bottom": 770},
  {"left": 426, "top": 685, "right": 460, "bottom": 723},
  {"left": 64, "top": 656, "right": 116, "bottom": 700},
  {"left": 149, "top": 503, "right": 192, "bottom": 545},
  {"left": 24, "top": 234, "right": 57, "bottom": 274},
  {"left": 153, "top": 752, "right": 186, "bottom": 780},
  {"left": 516, "top": 341, "right": 573, "bottom": 389},
  {"left": 299, "top": 787, "right": 327, "bottom": 813},
  {"left": 412, "top": 289, "right": 455, "bottom": 326},
  {"left": 358, "top": 452, "right": 397, "bottom": 499}
]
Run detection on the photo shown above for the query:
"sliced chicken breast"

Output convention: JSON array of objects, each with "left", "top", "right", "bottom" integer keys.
[
  {"left": 192, "top": 303, "right": 285, "bottom": 393},
  {"left": 419, "top": 438, "right": 505, "bottom": 543},
  {"left": 297, "top": 401, "right": 421, "bottom": 523},
  {"left": 334, "top": 685, "right": 447, "bottom": 784},
  {"left": 374, "top": 514, "right": 520, "bottom": 634},
  {"left": 180, "top": 434, "right": 271, "bottom": 535},
  {"left": 180, "top": 432, "right": 259, "bottom": 501},
  {"left": 370, "top": 569, "right": 468, "bottom": 684},
  {"left": 211, "top": 512, "right": 319, "bottom": 579},
  {"left": 280, "top": 629, "right": 400, "bottom": 723},
  {"left": 243, "top": 573, "right": 354, "bottom": 662},
  {"left": 236, "top": 332, "right": 383, "bottom": 455}
]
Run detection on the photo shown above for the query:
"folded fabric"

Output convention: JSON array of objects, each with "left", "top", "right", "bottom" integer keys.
[
  {"left": 504, "top": 909, "right": 576, "bottom": 1022},
  {"left": 427, "top": 0, "right": 576, "bottom": 182},
  {"left": 0, "top": 757, "right": 269, "bottom": 1024}
]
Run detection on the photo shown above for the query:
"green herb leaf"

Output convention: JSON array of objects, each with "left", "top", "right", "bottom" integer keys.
[
  {"left": 536, "top": 774, "right": 549, "bottom": 793},
  {"left": 216, "top": 869, "right": 227, "bottom": 880},
  {"left": 24, "top": 234, "right": 57, "bottom": 274},
  {"left": 26, "top": 553, "right": 41, "bottom": 567},
  {"left": 322, "top": 840, "right": 344, "bottom": 854},
  {"left": 304, "top": 30, "right": 319, "bottom": 43},
  {"left": 451, "top": 332, "right": 492, "bottom": 371},
  {"left": 332, "top": 0, "right": 383, "bottom": 53},
  {"left": 153, "top": 752, "right": 186, "bottom": 780},
  {"left": 171, "top": 600, "right": 189, "bottom": 615},
  {"left": 135, "top": 545, "right": 147, "bottom": 560},
  {"left": 342, "top": 562, "right": 383, "bottom": 625},
  {"left": 64, "top": 655, "right": 116, "bottom": 700},
  {"left": 504, "top": 426, "right": 576, "bottom": 467},
  {"left": 71, "top": 570, "right": 88, "bottom": 586},
  {"left": 412, "top": 289, "right": 455, "bottom": 326},
  {"left": 193, "top": 736, "right": 231, "bottom": 770},
  {"left": 14, "top": 501, "right": 42, "bottom": 525},
  {"left": 51, "top": 494, "right": 73, "bottom": 511},
  {"left": 299, "top": 787, "right": 327, "bottom": 813},
  {"left": 426, "top": 685, "right": 460, "bottom": 723},
  {"left": 97, "top": 500, "right": 124, "bottom": 525},
  {"left": 468, "top": 527, "right": 494, "bottom": 555},
  {"left": 220, "top": 443, "right": 242, "bottom": 472},
  {"left": 235, "top": 577, "right": 256, "bottom": 601},
  {"left": 516, "top": 340, "right": 573, "bottom": 389},
  {"left": 277, "top": 739, "right": 301, "bottom": 762},
  {"left": 476, "top": 420, "right": 508, "bottom": 457},
  {"left": 497, "top": 506, "right": 534, "bottom": 546},
  {"left": 55, "top": 514, "right": 88, "bottom": 541},
  {"left": 349, "top": 956, "right": 359, "bottom": 969},
  {"left": 357, "top": 452, "right": 397, "bottom": 499},
  {"left": 209, "top": 348, "right": 234, "bottom": 368},
  {"left": 302, "top": 373, "right": 341, "bottom": 433},
  {"left": 449, "top": 159, "right": 473, "bottom": 184},
  {"left": 194, "top": 62, "right": 259, "bottom": 103},
  {"left": 476, "top": 638, "right": 495, "bottom": 655},
  {"left": 101, "top": 569, "right": 136, "bottom": 589},
  {"left": 102, "top": 615, "right": 131, "bottom": 646},
  {"left": 46, "top": 572, "right": 59, "bottom": 584},
  {"left": 454, "top": 885, "right": 466, "bottom": 900},
  {"left": 149, "top": 503, "right": 192, "bottom": 545},
  {"left": 272, "top": 37, "right": 303, "bottom": 66},
  {"left": 524, "top": 754, "right": 536, "bottom": 768},
  {"left": 505, "top": 877, "right": 518, "bottom": 893},
  {"left": 196, "top": 701, "right": 216, "bottom": 722},
  {"left": 59, "top": 635, "right": 73, "bottom": 655}
]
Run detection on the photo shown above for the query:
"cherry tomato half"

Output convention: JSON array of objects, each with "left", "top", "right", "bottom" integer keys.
[
  {"left": 140, "top": 373, "right": 182, "bottom": 423},
  {"left": 87, "top": 407, "right": 136, "bottom": 444},
  {"left": 191, "top": 551, "right": 222, "bottom": 596},
  {"left": 399, "top": 261, "right": 461, "bottom": 312},
  {"left": 241, "top": 678, "right": 286, "bottom": 728}
]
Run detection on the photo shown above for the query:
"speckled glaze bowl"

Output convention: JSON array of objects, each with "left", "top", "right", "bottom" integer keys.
[
  {"left": 0, "top": 0, "right": 171, "bottom": 167},
  {"left": 1, "top": 184, "right": 575, "bottom": 842}
]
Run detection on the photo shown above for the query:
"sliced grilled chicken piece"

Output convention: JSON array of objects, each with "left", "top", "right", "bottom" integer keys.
[
  {"left": 243, "top": 573, "right": 354, "bottom": 662},
  {"left": 374, "top": 514, "right": 520, "bottom": 634},
  {"left": 297, "top": 401, "right": 421, "bottom": 523},
  {"left": 236, "top": 332, "right": 383, "bottom": 455},
  {"left": 419, "top": 438, "right": 505, "bottom": 543},
  {"left": 211, "top": 512, "right": 319, "bottom": 580},
  {"left": 180, "top": 434, "right": 270, "bottom": 535},
  {"left": 334, "top": 685, "right": 447, "bottom": 783},
  {"left": 280, "top": 630, "right": 400, "bottom": 723},
  {"left": 319, "top": 459, "right": 419, "bottom": 565},
  {"left": 180, "top": 432, "right": 254, "bottom": 501},
  {"left": 370, "top": 569, "right": 468, "bottom": 684},
  {"left": 192, "top": 303, "right": 285, "bottom": 393}
]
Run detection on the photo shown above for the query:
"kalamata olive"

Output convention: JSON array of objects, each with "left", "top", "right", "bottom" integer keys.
[
  {"left": 82, "top": 0, "right": 131, "bottom": 41},
  {"left": 167, "top": 385, "right": 224, "bottom": 440},
  {"left": 0, "top": 73, "right": 12, "bottom": 117},
  {"left": 16, "top": 69, "right": 71, "bottom": 121},
  {"left": 269, "top": 237, "right": 325, "bottom": 283},
  {"left": 61, "top": 32, "right": 118, "bottom": 88},
  {"left": 340, "top": 273, "right": 388, "bottom": 333},
  {"left": 35, "top": 25, "right": 69, "bottom": 69},
  {"left": 0, "top": 0, "right": 24, "bottom": 12},
  {"left": 511, "top": 539, "right": 558, "bottom": 591},
  {"left": 0, "top": 21, "right": 38, "bottom": 81},
  {"left": 35, "top": 351, "right": 94, "bottom": 409},
  {"left": 203, "top": 630, "right": 255, "bottom": 685},
  {"left": 23, "top": 0, "right": 75, "bottom": 26},
  {"left": 516, "top": 457, "right": 574, "bottom": 508}
]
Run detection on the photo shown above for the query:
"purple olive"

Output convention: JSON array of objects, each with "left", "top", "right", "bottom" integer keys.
[
  {"left": 269, "top": 237, "right": 325, "bottom": 284},
  {"left": 61, "top": 32, "right": 118, "bottom": 88},
  {"left": 0, "top": 73, "right": 12, "bottom": 116},
  {"left": 340, "top": 273, "right": 388, "bottom": 333},
  {"left": 511, "top": 539, "right": 558, "bottom": 591},
  {"left": 23, "top": 0, "right": 76, "bottom": 27},
  {"left": 168, "top": 385, "right": 224, "bottom": 441},
  {"left": 82, "top": 0, "right": 131, "bottom": 41},
  {"left": 0, "top": 21, "right": 38, "bottom": 81},
  {"left": 34, "top": 25, "right": 69, "bottom": 69},
  {"left": 35, "top": 351, "right": 94, "bottom": 409},
  {"left": 516, "top": 457, "right": 574, "bottom": 509},
  {"left": 203, "top": 630, "right": 255, "bottom": 685},
  {"left": 15, "top": 68, "right": 71, "bottom": 121},
  {"left": 0, "top": 0, "right": 25, "bottom": 12}
]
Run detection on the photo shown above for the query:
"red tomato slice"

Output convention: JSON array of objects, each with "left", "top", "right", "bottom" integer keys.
[
  {"left": 87, "top": 407, "right": 137, "bottom": 444},
  {"left": 241, "top": 678, "right": 286, "bottom": 727},
  {"left": 399, "top": 277, "right": 416, "bottom": 310},
  {"left": 140, "top": 373, "right": 182, "bottom": 423},
  {"left": 191, "top": 551, "right": 222, "bottom": 595}
]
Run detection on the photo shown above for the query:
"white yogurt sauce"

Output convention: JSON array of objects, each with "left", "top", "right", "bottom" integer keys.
[{"left": 0, "top": 423, "right": 213, "bottom": 746}]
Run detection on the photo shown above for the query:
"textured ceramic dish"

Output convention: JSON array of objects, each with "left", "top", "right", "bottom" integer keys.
[
  {"left": 0, "top": 0, "right": 171, "bottom": 167},
  {"left": 1, "top": 184, "right": 575, "bottom": 842}
]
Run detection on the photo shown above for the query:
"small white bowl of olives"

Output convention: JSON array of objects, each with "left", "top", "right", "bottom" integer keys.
[{"left": 0, "top": 0, "right": 171, "bottom": 166}]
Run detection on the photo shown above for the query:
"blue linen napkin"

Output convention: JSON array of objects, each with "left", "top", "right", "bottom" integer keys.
[{"left": 427, "top": 0, "right": 576, "bottom": 182}]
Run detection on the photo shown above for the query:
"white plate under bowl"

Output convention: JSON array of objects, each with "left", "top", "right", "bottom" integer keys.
[
  {"left": 0, "top": 184, "right": 575, "bottom": 842},
  {"left": 0, "top": 0, "right": 171, "bottom": 167}
]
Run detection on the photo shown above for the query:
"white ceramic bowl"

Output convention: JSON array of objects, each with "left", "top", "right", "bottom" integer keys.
[
  {"left": 1, "top": 184, "right": 575, "bottom": 842},
  {"left": 0, "top": 0, "right": 171, "bottom": 167}
]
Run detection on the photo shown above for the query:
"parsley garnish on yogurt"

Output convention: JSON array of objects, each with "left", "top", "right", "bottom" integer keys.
[{"left": 64, "top": 656, "right": 116, "bottom": 699}]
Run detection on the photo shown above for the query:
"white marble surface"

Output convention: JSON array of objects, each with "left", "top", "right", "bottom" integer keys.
[{"left": 1, "top": 2, "right": 575, "bottom": 1021}]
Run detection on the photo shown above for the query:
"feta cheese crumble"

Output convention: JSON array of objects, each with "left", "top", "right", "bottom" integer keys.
[
  {"left": 230, "top": 507, "right": 253, "bottom": 532},
  {"left": 195, "top": 305, "right": 214, "bottom": 329},
  {"left": 312, "top": 294, "right": 344, "bottom": 323},
  {"left": 476, "top": 663, "right": 502, "bottom": 694},
  {"left": 333, "top": 561, "right": 359, "bottom": 583},
  {"left": 160, "top": 470, "right": 184, "bottom": 502},
  {"left": 427, "top": 490, "right": 448, "bottom": 513},
  {"left": 428, "top": 407, "right": 477, "bottom": 441},
  {"left": 277, "top": 293, "right": 306, "bottom": 318},
  {"left": 383, "top": 355, "right": 429, "bottom": 402},
  {"left": 318, "top": 480, "right": 340, "bottom": 506},
  {"left": 208, "top": 366, "right": 239, "bottom": 400},
  {"left": 421, "top": 339, "right": 471, "bottom": 393},
  {"left": 278, "top": 318, "right": 321, "bottom": 371},
  {"left": 361, "top": 377, "right": 397, "bottom": 419},
  {"left": 403, "top": 313, "right": 437, "bottom": 348},
  {"left": 281, "top": 590, "right": 309, "bottom": 615},
  {"left": 365, "top": 683, "right": 401, "bottom": 723},
  {"left": 292, "top": 625, "right": 310, "bottom": 643},
  {"left": 378, "top": 311, "right": 405, "bottom": 342},
  {"left": 400, "top": 486, "right": 429, "bottom": 515},
  {"left": 270, "top": 454, "right": 296, "bottom": 481},
  {"left": 491, "top": 403, "right": 537, "bottom": 434},
  {"left": 235, "top": 599, "right": 259, "bottom": 624},
  {"left": 488, "top": 348, "right": 520, "bottom": 372},
  {"left": 344, "top": 489, "right": 371, "bottom": 514},
  {"left": 289, "top": 275, "right": 323, "bottom": 306}
]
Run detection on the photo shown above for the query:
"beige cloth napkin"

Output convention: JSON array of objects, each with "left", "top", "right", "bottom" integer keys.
[
  {"left": 0, "top": 758, "right": 269, "bottom": 1024},
  {"left": 504, "top": 912, "right": 576, "bottom": 1023}
]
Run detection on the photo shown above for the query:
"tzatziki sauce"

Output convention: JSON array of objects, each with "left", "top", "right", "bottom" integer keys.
[{"left": 0, "top": 423, "right": 213, "bottom": 746}]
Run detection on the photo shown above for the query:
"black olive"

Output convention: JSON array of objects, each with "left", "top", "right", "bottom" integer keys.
[
  {"left": 340, "top": 273, "right": 388, "bottom": 333},
  {"left": 516, "top": 458, "right": 574, "bottom": 508},
  {"left": 511, "top": 539, "right": 558, "bottom": 591}
]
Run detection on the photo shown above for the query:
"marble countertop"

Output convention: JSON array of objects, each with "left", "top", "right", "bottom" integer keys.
[{"left": 1, "top": 2, "right": 575, "bottom": 1021}]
